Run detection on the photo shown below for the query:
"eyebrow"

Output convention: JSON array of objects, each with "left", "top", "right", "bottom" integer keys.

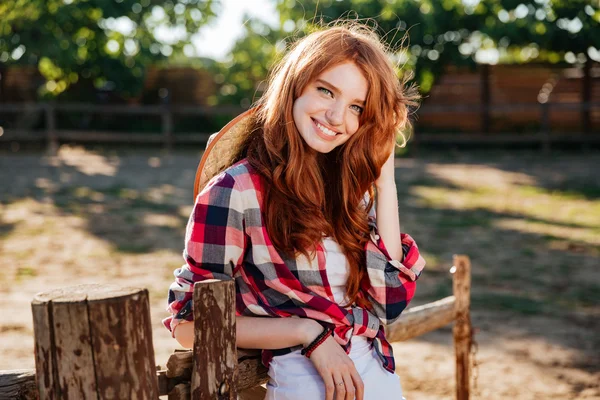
[{"left": 315, "top": 78, "right": 366, "bottom": 105}]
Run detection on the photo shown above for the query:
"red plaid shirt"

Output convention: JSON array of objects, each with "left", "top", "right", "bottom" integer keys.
[{"left": 164, "top": 159, "right": 426, "bottom": 373}]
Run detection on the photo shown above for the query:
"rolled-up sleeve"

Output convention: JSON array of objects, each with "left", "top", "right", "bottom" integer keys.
[
  {"left": 361, "top": 200, "right": 426, "bottom": 325},
  {"left": 163, "top": 171, "right": 246, "bottom": 336}
]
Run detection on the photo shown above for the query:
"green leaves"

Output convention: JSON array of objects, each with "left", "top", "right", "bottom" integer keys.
[
  {"left": 0, "top": 0, "right": 218, "bottom": 99},
  {"left": 276, "top": 0, "right": 599, "bottom": 94}
]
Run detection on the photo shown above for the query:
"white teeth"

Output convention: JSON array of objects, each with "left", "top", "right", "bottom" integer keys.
[{"left": 316, "top": 121, "right": 337, "bottom": 136}]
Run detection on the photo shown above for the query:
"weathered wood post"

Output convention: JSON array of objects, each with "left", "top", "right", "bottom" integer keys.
[
  {"left": 191, "top": 279, "right": 238, "bottom": 399},
  {"left": 540, "top": 102, "right": 551, "bottom": 154},
  {"left": 31, "top": 284, "right": 159, "bottom": 399},
  {"left": 452, "top": 255, "right": 472, "bottom": 400},
  {"left": 44, "top": 103, "right": 58, "bottom": 155},
  {"left": 162, "top": 107, "right": 174, "bottom": 152}
]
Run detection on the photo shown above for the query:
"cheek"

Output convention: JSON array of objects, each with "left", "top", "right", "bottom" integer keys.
[
  {"left": 347, "top": 118, "right": 360, "bottom": 136},
  {"left": 293, "top": 96, "right": 311, "bottom": 120}
]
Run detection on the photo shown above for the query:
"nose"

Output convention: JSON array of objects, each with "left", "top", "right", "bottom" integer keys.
[{"left": 325, "top": 101, "right": 344, "bottom": 127}]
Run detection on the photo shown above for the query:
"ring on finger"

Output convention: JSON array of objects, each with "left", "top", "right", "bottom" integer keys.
[{"left": 336, "top": 382, "right": 344, "bottom": 386}]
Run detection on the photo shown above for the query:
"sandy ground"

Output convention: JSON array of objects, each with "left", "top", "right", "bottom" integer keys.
[{"left": 0, "top": 145, "right": 598, "bottom": 399}]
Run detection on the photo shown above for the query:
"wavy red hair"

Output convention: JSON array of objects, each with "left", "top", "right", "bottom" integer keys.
[{"left": 236, "top": 24, "right": 418, "bottom": 308}]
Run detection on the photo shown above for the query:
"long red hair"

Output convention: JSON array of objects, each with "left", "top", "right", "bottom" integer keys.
[{"left": 235, "top": 25, "right": 418, "bottom": 308}]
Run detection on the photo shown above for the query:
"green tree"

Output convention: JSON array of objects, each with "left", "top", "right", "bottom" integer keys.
[
  {"left": 207, "top": 17, "right": 283, "bottom": 107},
  {"left": 0, "top": 0, "right": 218, "bottom": 99},
  {"left": 276, "top": 0, "right": 599, "bottom": 93}
]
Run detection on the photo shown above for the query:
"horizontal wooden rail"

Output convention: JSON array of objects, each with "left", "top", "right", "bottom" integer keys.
[
  {"left": 0, "top": 103, "right": 245, "bottom": 115},
  {"left": 385, "top": 296, "right": 456, "bottom": 342},
  {"left": 1, "top": 102, "right": 597, "bottom": 152},
  {"left": 1, "top": 101, "right": 598, "bottom": 114}
]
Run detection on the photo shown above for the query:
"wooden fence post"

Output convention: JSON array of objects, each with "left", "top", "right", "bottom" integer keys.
[
  {"left": 162, "top": 108, "right": 174, "bottom": 152},
  {"left": 44, "top": 103, "right": 58, "bottom": 154},
  {"left": 192, "top": 279, "right": 238, "bottom": 400},
  {"left": 31, "top": 284, "right": 159, "bottom": 399},
  {"left": 540, "top": 102, "right": 551, "bottom": 153},
  {"left": 452, "top": 255, "right": 472, "bottom": 400}
]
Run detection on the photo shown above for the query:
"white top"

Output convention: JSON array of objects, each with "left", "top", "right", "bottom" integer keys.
[
  {"left": 264, "top": 238, "right": 404, "bottom": 400},
  {"left": 322, "top": 237, "right": 352, "bottom": 305}
]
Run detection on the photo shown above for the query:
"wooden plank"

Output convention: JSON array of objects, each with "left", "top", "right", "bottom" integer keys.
[
  {"left": 238, "top": 385, "right": 267, "bottom": 400},
  {"left": 453, "top": 255, "right": 472, "bottom": 400},
  {"left": 168, "top": 383, "right": 190, "bottom": 400},
  {"left": 0, "top": 370, "right": 37, "bottom": 400},
  {"left": 56, "top": 130, "right": 164, "bottom": 142},
  {"left": 385, "top": 296, "right": 456, "bottom": 342},
  {"left": 166, "top": 351, "right": 193, "bottom": 379},
  {"left": 236, "top": 350, "right": 268, "bottom": 391},
  {"left": 416, "top": 133, "right": 600, "bottom": 145},
  {"left": 164, "top": 349, "right": 268, "bottom": 392},
  {"left": 192, "top": 280, "right": 238, "bottom": 399}
]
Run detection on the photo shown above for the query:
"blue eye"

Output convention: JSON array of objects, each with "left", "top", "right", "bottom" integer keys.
[
  {"left": 350, "top": 105, "right": 363, "bottom": 114},
  {"left": 317, "top": 87, "right": 333, "bottom": 97}
]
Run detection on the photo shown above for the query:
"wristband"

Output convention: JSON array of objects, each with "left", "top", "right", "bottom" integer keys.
[{"left": 301, "top": 326, "right": 333, "bottom": 358}]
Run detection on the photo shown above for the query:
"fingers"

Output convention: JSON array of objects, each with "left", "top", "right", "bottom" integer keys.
[
  {"left": 342, "top": 374, "right": 355, "bottom": 400},
  {"left": 332, "top": 371, "right": 347, "bottom": 400},
  {"left": 322, "top": 373, "right": 335, "bottom": 400},
  {"left": 309, "top": 337, "right": 363, "bottom": 400},
  {"left": 349, "top": 368, "right": 364, "bottom": 400}
]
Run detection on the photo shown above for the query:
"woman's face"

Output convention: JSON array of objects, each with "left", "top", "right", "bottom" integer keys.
[{"left": 292, "top": 62, "right": 368, "bottom": 154}]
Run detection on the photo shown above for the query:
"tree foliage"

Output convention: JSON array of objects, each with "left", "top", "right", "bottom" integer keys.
[
  {"left": 0, "top": 0, "right": 217, "bottom": 99},
  {"left": 206, "top": 17, "right": 284, "bottom": 107},
  {"left": 276, "top": 0, "right": 599, "bottom": 92}
]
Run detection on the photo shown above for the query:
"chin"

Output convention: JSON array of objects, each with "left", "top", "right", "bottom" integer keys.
[{"left": 307, "top": 141, "right": 335, "bottom": 154}]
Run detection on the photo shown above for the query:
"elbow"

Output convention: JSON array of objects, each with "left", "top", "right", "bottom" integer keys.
[
  {"left": 173, "top": 322, "right": 194, "bottom": 349},
  {"left": 383, "top": 302, "right": 409, "bottom": 326}
]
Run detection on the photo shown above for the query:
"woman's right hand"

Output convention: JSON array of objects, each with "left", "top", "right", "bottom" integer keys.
[{"left": 302, "top": 322, "right": 364, "bottom": 400}]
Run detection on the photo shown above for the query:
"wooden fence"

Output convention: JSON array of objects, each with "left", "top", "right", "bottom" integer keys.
[
  {"left": 0, "top": 102, "right": 598, "bottom": 151},
  {"left": 0, "top": 255, "right": 472, "bottom": 400}
]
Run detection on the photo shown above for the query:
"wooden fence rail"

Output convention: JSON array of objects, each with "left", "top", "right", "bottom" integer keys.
[
  {"left": 1, "top": 102, "right": 598, "bottom": 151},
  {"left": 0, "top": 255, "right": 472, "bottom": 400}
]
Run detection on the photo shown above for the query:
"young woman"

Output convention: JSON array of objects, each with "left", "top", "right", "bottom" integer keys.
[{"left": 164, "top": 24, "right": 426, "bottom": 400}]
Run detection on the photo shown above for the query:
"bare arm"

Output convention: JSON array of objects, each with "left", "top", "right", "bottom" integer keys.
[
  {"left": 174, "top": 316, "right": 364, "bottom": 400},
  {"left": 375, "top": 148, "right": 403, "bottom": 260},
  {"left": 173, "top": 315, "right": 323, "bottom": 350}
]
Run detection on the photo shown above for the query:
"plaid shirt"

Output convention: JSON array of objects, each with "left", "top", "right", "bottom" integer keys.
[{"left": 164, "top": 159, "right": 426, "bottom": 373}]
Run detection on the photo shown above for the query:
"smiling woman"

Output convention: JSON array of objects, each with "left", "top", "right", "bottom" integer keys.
[
  {"left": 165, "top": 23, "right": 425, "bottom": 400},
  {"left": 293, "top": 62, "right": 367, "bottom": 153}
]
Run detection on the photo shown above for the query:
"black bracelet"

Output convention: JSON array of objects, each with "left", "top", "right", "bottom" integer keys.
[{"left": 301, "top": 326, "right": 333, "bottom": 357}]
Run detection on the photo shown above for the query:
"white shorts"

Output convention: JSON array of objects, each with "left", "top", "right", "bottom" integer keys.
[{"left": 265, "top": 337, "right": 405, "bottom": 400}]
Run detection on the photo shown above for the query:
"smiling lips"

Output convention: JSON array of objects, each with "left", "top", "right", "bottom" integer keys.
[{"left": 312, "top": 118, "right": 340, "bottom": 142}]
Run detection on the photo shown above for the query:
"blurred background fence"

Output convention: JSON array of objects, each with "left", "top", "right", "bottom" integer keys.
[
  {"left": 1, "top": 62, "right": 598, "bottom": 148},
  {"left": 1, "top": 0, "right": 599, "bottom": 149}
]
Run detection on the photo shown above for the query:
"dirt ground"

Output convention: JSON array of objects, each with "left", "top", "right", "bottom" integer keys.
[{"left": 0, "top": 145, "right": 598, "bottom": 399}]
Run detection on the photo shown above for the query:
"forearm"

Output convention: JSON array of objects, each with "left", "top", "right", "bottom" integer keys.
[
  {"left": 375, "top": 180, "right": 403, "bottom": 260},
  {"left": 173, "top": 316, "right": 323, "bottom": 350}
]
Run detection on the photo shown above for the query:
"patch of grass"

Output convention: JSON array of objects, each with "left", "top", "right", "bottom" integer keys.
[
  {"left": 431, "top": 281, "right": 453, "bottom": 299},
  {"left": 16, "top": 266, "right": 38, "bottom": 278},
  {"left": 472, "top": 292, "right": 546, "bottom": 315},
  {"left": 0, "top": 222, "right": 15, "bottom": 238},
  {"left": 560, "top": 284, "right": 600, "bottom": 308},
  {"left": 419, "top": 252, "right": 445, "bottom": 272},
  {"left": 115, "top": 243, "right": 153, "bottom": 253},
  {"left": 437, "top": 213, "right": 491, "bottom": 228},
  {"left": 517, "top": 185, "right": 598, "bottom": 202},
  {"left": 519, "top": 248, "right": 536, "bottom": 258}
]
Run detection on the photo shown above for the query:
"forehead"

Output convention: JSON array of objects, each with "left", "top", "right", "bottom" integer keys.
[{"left": 316, "top": 62, "right": 369, "bottom": 100}]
